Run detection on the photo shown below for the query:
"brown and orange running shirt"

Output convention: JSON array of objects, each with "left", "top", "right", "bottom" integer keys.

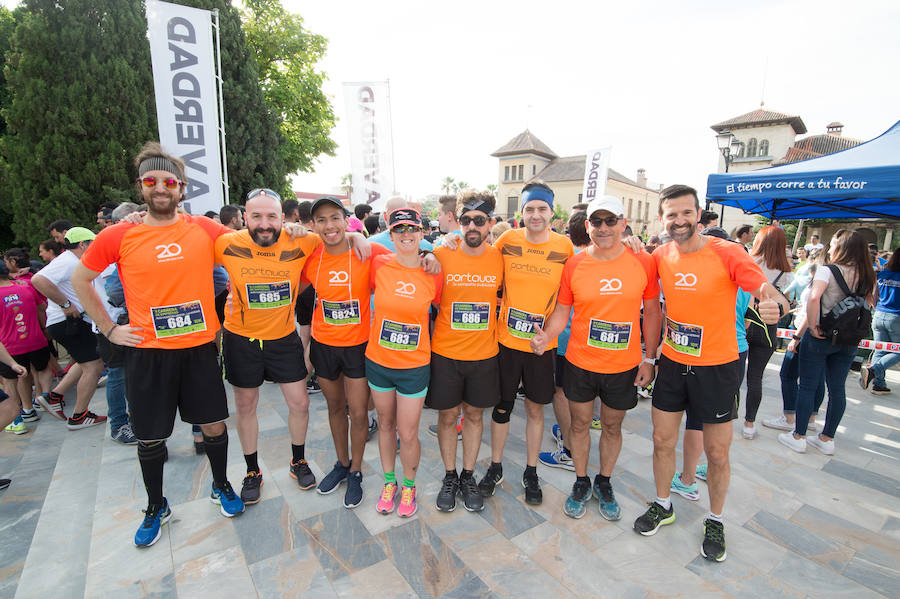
[
  {"left": 301, "top": 243, "right": 392, "bottom": 347},
  {"left": 431, "top": 244, "right": 504, "bottom": 362},
  {"left": 494, "top": 228, "right": 574, "bottom": 352},
  {"left": 558, "top": 249, "right": 659, "bottom": 374},
  {"left": 654, "top": 237, "right": 767, "bottom": 366},
  {"left": 365, "top": 254, "right": 442, "bottom": 369},
  {"left": 214, "top": 230, "right": 322, "bottom": 340},
  {"left": 82, "top": 214, "right": 230, "bottom": 349}
]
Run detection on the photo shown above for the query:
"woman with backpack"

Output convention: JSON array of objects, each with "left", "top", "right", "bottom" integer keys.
[
  {"left": 742, "top": 226, "right": 794, "bottom": 440},
  {"left": 779, "top": 229, "right": 875, "bottom": 455},
  {"left": 860, "top": 247, "right": 900, "bottom": 394}
]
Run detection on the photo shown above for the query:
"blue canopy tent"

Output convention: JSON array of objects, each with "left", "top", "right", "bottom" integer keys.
[{"left": 706, "top": 120, "right": 900, "bottom": 219}]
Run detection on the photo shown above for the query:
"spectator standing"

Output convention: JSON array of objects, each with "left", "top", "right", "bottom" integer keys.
[{"left": 861, "top": 247, "right": 900, "bottom": 394}]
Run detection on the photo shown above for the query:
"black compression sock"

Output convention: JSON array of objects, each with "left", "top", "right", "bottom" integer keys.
[
  {"left": 138, "top": 441, "right": 167, "bottom": 506},
  {"left": 291, "top": 443, "right": 305, "bottom": 462},
  {"left": 203, "top": 431, "right": 229, "bottom": 487},
  {"left": 244, "top": 452, "right": 259, "bottom": 473}
]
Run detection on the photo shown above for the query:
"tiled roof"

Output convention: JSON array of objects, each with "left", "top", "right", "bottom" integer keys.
[
  {"left": 533, "top": 155, "right": 646, "bottom": 188},
  {"left": 711, "top": 109, "right": 807, "bottom": 134},
  {"left": 491, "top": 130, "right": 558, "bottom": 159},
  {"left": 774, "top": 133, "right": 863, "bottom": 165}
]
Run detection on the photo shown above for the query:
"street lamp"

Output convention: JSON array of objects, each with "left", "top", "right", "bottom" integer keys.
[{"left": 708, "top": 130, "right": 742, "bottom": 212}]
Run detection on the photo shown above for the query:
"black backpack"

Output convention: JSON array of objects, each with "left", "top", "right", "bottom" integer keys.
[{"left": 819, "top": 265, "right": 872, "bottom": 346}]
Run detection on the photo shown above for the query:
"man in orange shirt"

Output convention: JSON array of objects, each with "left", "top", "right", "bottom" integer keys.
[
  {"left": 478, "top": 182, "right": 574, "bottom": 505},
  {"left": 632, "top": 184, "right": 785, "bottom": 563},
  {"left": 73, "top": 142, "right": 246, "bottom": 547},
  {"left": 215, "top": 189, "right": 322, "bottom": 505},
  {"left": 429, "top": 191, "right": 503, "bottom": 513},
  {"left": 531, "top": 196, "right": 660, "bottom": 520}
]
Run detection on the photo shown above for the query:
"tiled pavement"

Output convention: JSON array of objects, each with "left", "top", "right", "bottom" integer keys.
[{"left": 1, "top": 355, "right": 898, "bottom": 598}]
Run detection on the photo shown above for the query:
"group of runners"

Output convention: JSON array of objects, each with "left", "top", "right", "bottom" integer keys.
[{"left": 48, "top": 140, "right": 786, "bottom": 563}]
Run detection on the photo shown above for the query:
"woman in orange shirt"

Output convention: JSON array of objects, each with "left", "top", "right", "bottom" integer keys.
[{"left": 366, "top": 208, "right": 442, "bottom": 518}]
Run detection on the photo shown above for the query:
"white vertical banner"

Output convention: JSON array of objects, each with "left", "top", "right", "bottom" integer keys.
[
  {"left": 343, "top": 82, "right": 394, "bottom": 213},
  {"left": 146, "top": 0, "right": 224, "bottom": 215},
  {"left": 581, "top": 147, "right": 612, "bottom": 202}
]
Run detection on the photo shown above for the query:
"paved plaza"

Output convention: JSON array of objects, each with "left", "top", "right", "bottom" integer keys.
[{"left": 0, "top": 353, "right": 898, "bottom": 599}]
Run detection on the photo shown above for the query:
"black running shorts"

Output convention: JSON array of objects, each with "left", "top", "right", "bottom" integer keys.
[
  {"left": 47, "top": 319, "right": 100, "bottom": 363},
  {"left": 498, "top": 344, "right": 555, "bottom": 406},
  {"left": 124, "top": 342, "right": 228, "bottom": 441},
  {"left": 426, "top": 353, "right": 501, "bottom": 410},
  {"left": 564, "top": 361, "right": 638, "bottom": 410},
  {"left": 0, "top": 345, "right": 51, "bottom": 379},
  {"left": 653, "top": 354, "right": 742, "bottom": 424},
  {"left": 223, "top": 329, "right": 307, "bottom": 388},
  {"left": 309, "top": 339, "right": 367, "bottom": 380}
]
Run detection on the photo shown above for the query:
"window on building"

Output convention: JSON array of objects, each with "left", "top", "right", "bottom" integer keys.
[
  {"left": 627, "top": 198, "right": 633, "bottom": 219},
  {"left": 518, "top": 165, "right": 524, "bottom": 181},
  {"left": 532, "top": 164, "right": 536, "bottom": 175},
  {"left": 504, "top": 166, "right": 510, "bottom": 182},
  {"left": 578, "top": 193, "right": 582, "bottom": 201},
  {"left": 643, "top": 201, "right": 649, "bottom": 222},
  {"left": 507, "top": 196, "right": 518, "bottom": 216},
  {"left": 737, "top": 142, "right": 745, "bottom": 158},
  {"left": 746, "top": 138, "right": 758, "bottom": 157},
  {"left": 759, "top": 140, "right": 769, "bottom": 156}
]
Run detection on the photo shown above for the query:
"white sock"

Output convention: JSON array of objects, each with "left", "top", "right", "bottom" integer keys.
[
  {"left": 368, "top": 409, "right": 376, "bottom": 425},
  {"left": 655, "top": 496, "right": 671, "bottom": 510},
  {"left": 708, "top": 511, "right": 724, "bottom": 523}
]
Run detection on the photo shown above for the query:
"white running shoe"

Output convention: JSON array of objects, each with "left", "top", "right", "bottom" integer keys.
[
  {"left": 778, "top": 432, "right": 807, "bottom": 453},
  {"left": 807, "top": 435, "right": 835, "bottom": 456}
]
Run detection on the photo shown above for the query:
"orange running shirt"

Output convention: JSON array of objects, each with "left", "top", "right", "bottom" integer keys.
[
  {"left": 214, "top": 230, "right": 321, "bottom": 340},
  {"left": 365, "top": 254, "right": 442, "bottom": 369},
  {"left": 301, "top": 242, "right": 392, "bottom": 347},
  {"left": 82, "top": 214, "right": 230, "bottom": 349},
  {"left": 654, "top": 237, "right": 767, "bottom": 366},
  {"left": 494, "top": 228, "right": 574, "bottom": 352},
  {"left": 431, "top": 244, "right": 504, "bottom": 361},
  {"left": 558, "top": 249, "right": 659, "bottom": 374}
]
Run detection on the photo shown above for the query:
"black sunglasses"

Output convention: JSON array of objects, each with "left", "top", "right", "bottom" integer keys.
[
  {"left": 459, "top": 215, "right": 488, "bottom": 227},
  {"left": 247, "top": 188, "right": 282, "bottom": 202},
  {"left": 391, "top": 224, "right": 422, "bottom": 234},
  {"left": 589, "top": 216, "right": 620, "bottom": 228}
]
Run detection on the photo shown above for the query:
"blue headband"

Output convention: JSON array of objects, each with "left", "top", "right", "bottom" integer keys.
[{"left": 521, "top": 186, "right": 554, "bottom": 209}]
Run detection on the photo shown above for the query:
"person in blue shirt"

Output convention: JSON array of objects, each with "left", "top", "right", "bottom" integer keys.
[{"left": 861, "top": 247, "right": 900, "bottom": 394}]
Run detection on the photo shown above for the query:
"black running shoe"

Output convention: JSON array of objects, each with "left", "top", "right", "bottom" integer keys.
[
  {"left": 290, "top": 459, "right": 316, "bottom": 490},
  {"left": 459, "top": 474, "right": 484, "bottom": 512},
  {"left": 0, "top": 478, "right": 10, "bottom": 491},
  {"left": 701, "top": 518, "right": 727, "bottom": 562},
  {"left": 477, "top": 462, "right": 504, "bottom": 497},
  {"left": 307, "top": 376, "right": 322, "bottom": 394},
  {"left": 522, "top": 471, "right": 542, "bottom": 505},
  {"left": 633, "top": 501, "right": 675, "bottom": 536},
  {"left": 436, "top": 472, "right": 459, "bottom": 512},
  {"left": 240, "top": 471, "right": 263, "bottom": 505}
]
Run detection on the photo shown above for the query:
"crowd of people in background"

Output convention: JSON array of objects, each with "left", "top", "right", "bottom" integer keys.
[{"left": 0, "top": 145, "right": 891, "bottom": 565}]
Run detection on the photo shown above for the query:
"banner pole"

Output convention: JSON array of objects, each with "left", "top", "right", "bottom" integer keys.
[{"left": 211, "top": 8, "right": 229, "bottom": 206}]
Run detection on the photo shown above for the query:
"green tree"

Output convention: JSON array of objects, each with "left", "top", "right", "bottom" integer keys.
[
  {"left": 340, "top": 172, "right": 352, "bottom": 198},
  {"left": 241, "top": 0, "right": 336, "bottom": 177},
  {"left": 440, "top": 176, "right": 454, "bottom": 194},
  {"left": 0, "top": 6, "right": 20, "bottom": 248},
  {"left": 486, "top": 183, "right": 497, "bottom": 197},
  {"left": 1, "top": 0, "right": 157, "bottom": 247},
  {"left": 453, "top": 181, "right": 469, "bottom": 193}
]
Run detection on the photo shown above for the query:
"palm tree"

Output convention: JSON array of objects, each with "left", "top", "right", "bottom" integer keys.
[
  {"left": 440, "top": 176, "right": 455, "bottom": 194},
  {"left": 454, "top": 181, "right": 470, "bottom": 193},
  {"left": 486, "top": 184, "right": 497, "bottom": 197},
  {"left": 340, "top": 173, "right": 353, "bottom": 199}
]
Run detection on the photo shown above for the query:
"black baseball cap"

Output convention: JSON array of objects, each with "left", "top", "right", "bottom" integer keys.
[{"left": 311, "top": 196, "right": 350, "bottom": 217}]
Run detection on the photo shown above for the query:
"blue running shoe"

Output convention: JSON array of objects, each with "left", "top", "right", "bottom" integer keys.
[
  {"left": 695, "top": 463, "right": 708, "bottom": 481},
  {"left": 210, "top": 481, "right": 245, "bottom": 517},
  {"left": 134, "top": 498, "right": 171, "bottom": 547},
  {"left": 343, "top": 471, "right": 363, "bottom": 509},
  {"left": 564, "top": 479, "right": 591, "bottom": 519},
  {"left": 538, "top": 448, "right": 575, "bottom": 471},
  {"left": 593, "top": 476, "right": 622, "bottom": 521},
  {"left": 671, "top": 472, "right": 699, "bottom": 501},
  {"left": 317, "top": 461, "right": 350, "bottom": 495},
  {"left": 551, "top": 424, "right": 563, "bottom": 447}
]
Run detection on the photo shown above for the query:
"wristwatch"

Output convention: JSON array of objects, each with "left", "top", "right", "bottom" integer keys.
[
  {"left": 61, "top": 300, "right": 71, "bottom": 309},
  {"left": 642, "top": 356, "right": 658, "bottom": 365}
]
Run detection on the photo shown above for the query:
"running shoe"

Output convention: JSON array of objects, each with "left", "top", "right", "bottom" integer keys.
[
  {"left": 376, "top": 482, "right": 398, "bottom": 514},
  {"left": 742, "top": 423, "right": 757, "bottom": 440},
  {"left": 807, "top": 435, "right": 835, "bottom": 456},
  {"left": 859, "top": 364, "right": 874, "bottom": 389},
  {"left": 762, "top": 415, "right": 794, "bottom": 431},
  {"left": 317, "top": 461, "right": 350, "bottom": 495},
  {"left": 210, "top": 481, "right": 245, "bottom": 517},
  {"left": 700, "top": 518, "right": 727, "bottom": 562},
  {"left": 289, "top": 459, "right": 316, "bottom": 490},
  {"left": 343, "top": 471, "right": 363, "bottom": 509},
  {"left": 551, "top": 424, "right": 563, "bottom": 447},
  {"left": 538, "top": 448, "right": 575, "bottom": 471},
  {"left": 427, "top": 423, "right": 461, "bottom": 441},
  {"left": 670, "top": 472, "right": 700, "bottom": 501},
  {"left": 590, "top": 417, "right": 602, "bottom": 430},
  {"left": 240, "top": 471, "right": 263, "bottom": 505},
  {"left": 563, "top": 479, "right": 591, "bottom": 519},
  {"left": 112, "top": 423, "right": 138, "bottom": 445},
  {"left": 477, "top": 462, "right": 504, "bottom": 497},
  {"left": 436, "top": 471, "right": 459, "bottom": 512},
  {"left": 66, "top": 410, "right": 107, "bottom": 430},
  {"left": 5, "top": 416, "right": 26, "bottom": 435},
  {"left": 872, "top": 384, "right": 891, "bottom": 395},
  {"left": 522, "top": 471, "right": 542, "bottom": 505},
  {"left": 0, "top": 479, "right": 10, "bottom": 491},
  {"left": 134, "top": 498, "right": 171, "bottom": 548},
  {"left": 20, "top": 409, "right": 40, "bottom": 422},
  {"left": 367, "top": 417, "right": 378, "bottom": 441},
  {"left": 36, "top": 392, "right": 66, "bottom": 421},
  {"left": 194, "top": 440, "right": 205, "bottom": 455},
  {"left": 778, "top": 432, "right": 807, "bottom": 453},
  {"left": 32, "top": 398, "right": 42, "bottom": 412},
  {"left": 633, "top": 501, "right": 675, "bottom": 536},
  {"left": 594, "top": 480, "right": 621, "bottom": 521},
  {"left": 307, "top": 376, "right": 321, "bottom": 394},
  {"left": 637, "top": 382, "right": 653, "bottom": 400},
  {"left": 458, "top": 474, "right": 484, "bottom": 512},
  {"left": 398, "top": 485, "right": 417, "bottom": 518},
  {"left": 695, "top": 463, "right": 708, "bottom": 481}
]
